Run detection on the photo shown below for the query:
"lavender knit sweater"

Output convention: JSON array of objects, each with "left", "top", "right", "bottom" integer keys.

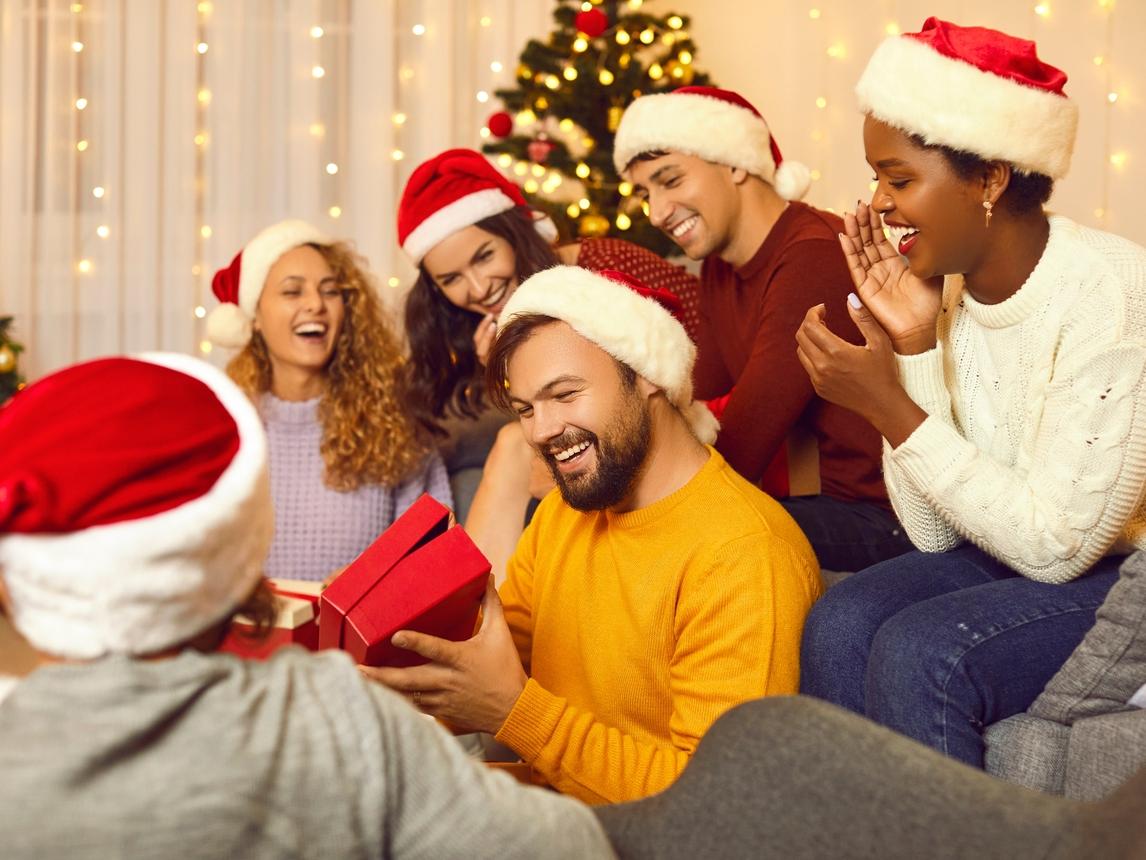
[{"left": 261, "top": 395, "right": 453, "bottom": 581}]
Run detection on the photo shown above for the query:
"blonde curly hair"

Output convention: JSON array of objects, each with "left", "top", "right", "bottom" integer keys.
[{"left": 226, "top": 241, "right": 429, "bottom": 491}]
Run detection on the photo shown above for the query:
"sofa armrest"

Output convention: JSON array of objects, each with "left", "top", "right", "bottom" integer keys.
[
  {"left": 1065, "top": 708, "right": 1146, "bottom": 801},
  {"left": 983, "top": 713, "right": 1069, "bottom": 794}
]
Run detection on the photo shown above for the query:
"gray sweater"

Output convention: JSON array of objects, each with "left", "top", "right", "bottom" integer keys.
[{"left": 0, "top": 649, "right": 613, "bottom": 859}]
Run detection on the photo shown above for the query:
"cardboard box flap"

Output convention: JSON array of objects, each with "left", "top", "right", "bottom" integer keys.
[{"left": 230, "top": 578, "right": 320, "bottom": 630}]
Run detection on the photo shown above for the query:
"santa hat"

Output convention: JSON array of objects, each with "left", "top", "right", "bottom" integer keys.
[
  {"left": 397, "top": 148, "right": 558, "bottom": 264},
  {"left": 207, "top": 219, "right": 332, "bottom": 349},
  {"left": 613, "top": 86, "right": 811, "bottom": 201},
  {"left": 0, "top": 353, "right": 271, "bottom": 659},
  {"left": 497, "top": 266, "right": 719, "bottom": 444},
  {"left": 856, "top": 17, "right": 1078, "bottom": 179}
]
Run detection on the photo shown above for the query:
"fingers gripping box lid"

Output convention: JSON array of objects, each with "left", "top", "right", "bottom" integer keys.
[{"left": 223, "top": 495, "right": 491, "bottom": 667}]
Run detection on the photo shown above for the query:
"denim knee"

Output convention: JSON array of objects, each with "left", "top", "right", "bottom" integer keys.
[
  {"left": 799, "top": 583, "right": 888, "bottom": 708},
  {"left": 863, "top": 606, "right": 962, "bottom": 742}
]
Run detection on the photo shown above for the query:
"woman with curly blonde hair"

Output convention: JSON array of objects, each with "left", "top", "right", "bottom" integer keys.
[{"left": 207, "top": 220, "right": 451, "bottom": 581}]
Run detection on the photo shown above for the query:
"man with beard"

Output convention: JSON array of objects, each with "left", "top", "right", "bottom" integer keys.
[
  {"left": 364, "top": 267, "right": 822, "bottom": 805},
  {"left": 613, "top": 87, "right": 912, "bottom": 573}
]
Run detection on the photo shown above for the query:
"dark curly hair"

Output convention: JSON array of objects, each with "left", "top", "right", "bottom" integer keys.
[
  {"left": 403, "top": 207, "right": 560, "bottom": 435},
  {"left": 914, "top": 135, "right": 1054, "bottom": 215}
]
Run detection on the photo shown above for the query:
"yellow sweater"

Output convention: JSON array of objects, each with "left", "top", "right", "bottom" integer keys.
[{"left": 495, "top": 448, "right": 822, "bottom": 805}]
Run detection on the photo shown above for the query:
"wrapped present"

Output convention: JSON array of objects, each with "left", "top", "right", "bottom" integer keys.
[
  {"left": 219, "top": 579, "right": 322, "bottom": 659},
  {"left": 320, "top": 494, "right": 491, "bottom": 667}
]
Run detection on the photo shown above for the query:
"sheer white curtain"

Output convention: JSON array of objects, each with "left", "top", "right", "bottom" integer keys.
[{"left": 0, "top": 0, "right": 550, "bottom": 378}]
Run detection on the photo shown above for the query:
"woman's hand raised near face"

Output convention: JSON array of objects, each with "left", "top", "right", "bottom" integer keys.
[
  {"left": 840, "top": 202, "right": 943, "bottom": 355},
  {"left": 472, "top": 313, "right": 497, "bottom": 366}
]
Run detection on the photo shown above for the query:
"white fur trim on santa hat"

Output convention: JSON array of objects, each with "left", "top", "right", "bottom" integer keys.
[
  {"left": 0, "top": 352, "right": 272, "bottom": 660},
  {"left": 207, "top": 219, "right": 331, "bottom": 349},
  {"left": 403, "top": 188, "right": 519, "bottom": 264},
  {"left": 614, "top": 92, "right": 811, "bottom": 200},
  {"left": 856, "top": 35, "right": 1078, "bottom": 178},
  {"left": 497, "top": 266, "right": 718, "bottom": 444}
]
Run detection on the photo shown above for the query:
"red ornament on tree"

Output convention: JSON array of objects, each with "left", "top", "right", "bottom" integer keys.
[
  {"left": 574, "top": 8, "right": 608, "bottom": 38},
  {"left": 486, "top": 110, "right": 513, "bottom": 138},
  {"left": 527, "top": 135, "right": 555, "bottom": 163}
]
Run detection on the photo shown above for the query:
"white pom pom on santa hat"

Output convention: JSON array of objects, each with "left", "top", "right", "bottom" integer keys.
[
  {"left": 204, "top": 302, "right": 253, "bottom": 350},
  {"left": 772, "top": 156, "right": 812, "bottom": 203}
]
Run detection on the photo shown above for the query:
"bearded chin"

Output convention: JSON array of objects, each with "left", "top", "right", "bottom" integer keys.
[{"left": 550, "top": 400, "right": 652, "bottom": 512}]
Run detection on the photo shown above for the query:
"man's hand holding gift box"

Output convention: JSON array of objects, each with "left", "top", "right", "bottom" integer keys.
[{"left": 358, "top": 576, "right": 528, "bottom": 735}]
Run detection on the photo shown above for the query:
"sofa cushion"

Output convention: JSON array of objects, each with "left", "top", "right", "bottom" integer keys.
[
  {"left": 1064, "top": 709, "right": 1146, "bottom": 801},
  {"left": 983, "top": 713, "right": 1069, "bottom": 793},
  {"left": 1028, "top": 552, "right": 1146, "bottom": 723}
]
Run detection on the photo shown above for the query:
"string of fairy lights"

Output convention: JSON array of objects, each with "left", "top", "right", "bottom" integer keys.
[
  {"left": 61, "top": 0, "right": 1134, "bottom": 353},
  {"left": 1092, "top": 0, "right": 1121, "bottom": 225},
  {"left": 193, "top": 2, "right": 211, "bottom": 355},
  {"left": 71, "top": 3, "right": 99, "bottom": 283}
]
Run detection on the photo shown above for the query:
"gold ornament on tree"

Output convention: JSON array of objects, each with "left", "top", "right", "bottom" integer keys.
[
  {"left": 607, "top": 105, "right": 624, "bottom": 132},
  {"left": 665, "top": 59, "right": 695, "bottom": 85},
  {"left": 0, "top": 344, "right": 14, "bottom": 374},
  {"left": 577, "top": 213, "right": 610, "bottom": 237}
]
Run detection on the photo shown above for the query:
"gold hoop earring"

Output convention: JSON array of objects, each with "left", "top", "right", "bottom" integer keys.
[{"left": 983, "top": 200, "right": 993, "bottom": 229}]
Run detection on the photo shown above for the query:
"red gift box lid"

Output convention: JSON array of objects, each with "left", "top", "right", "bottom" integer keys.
[
  {"left": 318, "top": 494, "right": 451, "bottom": 650},
  {"left": 343, "top": 525, "right": 491, "bottom": 667}
]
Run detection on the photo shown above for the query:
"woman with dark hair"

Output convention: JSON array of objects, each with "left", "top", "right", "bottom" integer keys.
[
  {"left": 399, "top": 149, "right": 700, "bottom": 577},
  {"left": 794, "top": 19, "right": 1146, "bottom": 767}
]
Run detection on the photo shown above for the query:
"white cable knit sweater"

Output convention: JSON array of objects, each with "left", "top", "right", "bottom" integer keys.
[{"left": 885, "top": 215, "right": 1146, "bottom": 583}]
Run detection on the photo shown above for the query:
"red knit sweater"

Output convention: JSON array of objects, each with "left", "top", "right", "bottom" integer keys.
[{"left": 693, "top": 202, "right": 887, "bottom": 505}]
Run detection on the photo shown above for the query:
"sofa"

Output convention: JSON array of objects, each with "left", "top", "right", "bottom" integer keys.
[{"left": 984, "top": 551, "right": 1146, "bottom": 799}]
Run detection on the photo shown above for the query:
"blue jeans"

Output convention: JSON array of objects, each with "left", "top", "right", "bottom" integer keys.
[
  {"left": 799, "top": 545, "right": 1121, "bottom": 767},
  {"left": 779, "top": 495, "right": 915, "bottom": 572}
]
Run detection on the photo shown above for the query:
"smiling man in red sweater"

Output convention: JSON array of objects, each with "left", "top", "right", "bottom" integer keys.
[{"left": 614, "top": 86, "right": 912, "bottom": 571}]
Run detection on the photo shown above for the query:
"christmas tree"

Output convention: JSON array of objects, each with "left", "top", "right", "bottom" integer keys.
[
  {"left": 0, "top": 317, "right": 25, "bottom": 405},
  {"left": 482, "top": 0, "right": 714, "bottom": 257}
]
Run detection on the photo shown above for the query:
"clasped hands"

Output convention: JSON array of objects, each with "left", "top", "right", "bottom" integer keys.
[
  {"left": 795, "top": 201, "right": 937, "bottom": 446},
  {"left": 358, "top": 576, "right": 528, "bottom": 735}
]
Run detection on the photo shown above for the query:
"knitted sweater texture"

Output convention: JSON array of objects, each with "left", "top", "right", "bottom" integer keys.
[
  {"left": 886, "top": 216, "right": 1146, "bottom": 583},
  {"left": 261, "top": 395, "right": 452, "bottom": 580},
  {"left": 495, "top": 448, "right": 822, "bottom": 804},
  {"left": 0, "top": 650, "right": 613, "bottom": 859}
]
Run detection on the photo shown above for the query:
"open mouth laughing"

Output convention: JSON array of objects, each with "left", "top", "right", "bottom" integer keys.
[
  {"left": 884, "top": 224, "right": 919, "bottom": 256},
  {"left": 293, "top": 321, "right": 329, "bottom": 342},
  {"left": 476, "top": 280, "right": 511, "bottom": 314},
  {"left": 546, "top": 434, "right": 596, "bottom": 475},
  {"left": 667, "top": 214, "right": 699, "bottom": 243}
]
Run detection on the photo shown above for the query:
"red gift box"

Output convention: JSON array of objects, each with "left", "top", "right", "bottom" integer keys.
[
  {"left": 219, "top": 579, "right": 322, "bottom": 659},
  {"left": 319, "top": 494, "right": 492, "bottom": 667}
]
